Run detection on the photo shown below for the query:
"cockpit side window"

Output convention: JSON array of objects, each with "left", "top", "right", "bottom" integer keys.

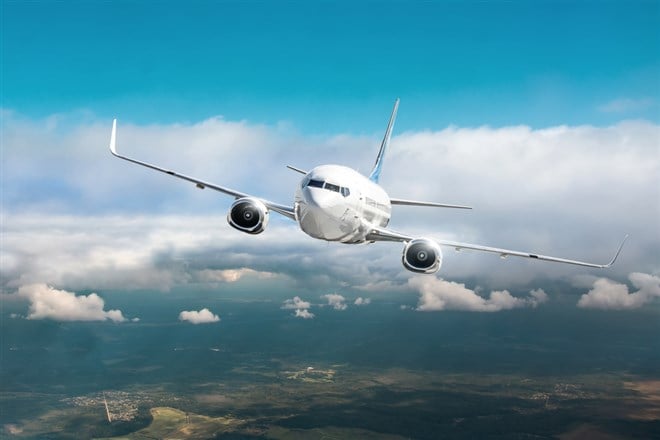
[
  {"left": 324, "top": 182, "right": 340, "bottom": 193},
  {"left": 341, "top": 187, "right": 350, "bottom": 197},
  {"left": 307, "top": 179, "right": 324, "bottom": 188}
]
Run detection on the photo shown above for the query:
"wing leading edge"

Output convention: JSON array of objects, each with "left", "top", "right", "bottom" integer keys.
[
  {"left": 390, "top": 198, "right": 472, "bottom": 210},
  {"left": 108, "top": 119, "right": 296, "bottom": 220},
  {"left": 367, "top": 226, "right": 628, "bottom": 269}
]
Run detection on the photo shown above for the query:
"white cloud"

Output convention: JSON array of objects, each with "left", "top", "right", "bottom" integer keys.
[
  {"left": 195, "top": 268, "right": 276, "bottom": 283},
  {"left": 17, "top": 284, "right": 127, "bottom": 322},
  {"left": 323, "top": 293, "right": 347, "bottom": 310},
  {"left": 0, "top": 214, "right": 303, "bottom": 293},
  {"left": 294, "top": 308, "right": 315, "bottom": 319},
  {"left": 385, "top": 121, "right": 658, "bottom": 284},
  {"left": 577, "top": 272, "right": 660, "bottom": 310},
  {"left": 598, "top": 98, "right": 655, "bottom": 113},
  {"left": 410, "top": 277, "right": 548, "bottom": 312},
  {"left": 354, "top": 297, "right": 371, "bottom": 306},
  {"left": 529, "top": 288, "right": 549, "bottom": 307},
  {"left": 282, "top": 296, "right": 311, "bottom": 310},
  {"left": 2, "top": 113, "right": 658, "bottom": 292},
  {"left": 283, "top": 296, "right": 315, "bottom": 319},
  {"left": 178, "top": 308, "right": 220, "bottom": 324}
]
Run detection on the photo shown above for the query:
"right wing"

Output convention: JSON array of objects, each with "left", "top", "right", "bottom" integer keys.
[
  {"left": 366, "top": 226, "right": 628, "bottom": 269},
  {"left": 108, "top": 119, "right": 296, "bottom": 220}
]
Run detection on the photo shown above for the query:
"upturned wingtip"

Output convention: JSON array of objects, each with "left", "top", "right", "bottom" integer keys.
[
  {"left": 605, "top": 234, "right": 630, "bottom": 267},
  {"left": 109, "top": 119, "right": 117, "bottom": 155}
]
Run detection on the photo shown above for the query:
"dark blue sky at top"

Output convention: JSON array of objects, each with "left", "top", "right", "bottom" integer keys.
[{"left": 2, "top": 0, "right": 658, "bottom": 132}]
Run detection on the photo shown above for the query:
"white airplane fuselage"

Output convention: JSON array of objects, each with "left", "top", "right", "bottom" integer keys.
[{"left": 294, "top": 165, "right": 391, "bottom": 243}]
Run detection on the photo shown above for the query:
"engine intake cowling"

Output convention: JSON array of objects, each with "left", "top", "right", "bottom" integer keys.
[
  {"left": 227, "top": 197, "right": 269, "bottom": 234},
  {"left": 402, "top": 238, "right": 443, "bottom": 274}
]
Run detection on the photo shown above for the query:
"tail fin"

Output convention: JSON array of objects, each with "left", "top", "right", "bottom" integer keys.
[{"left": 369, "top": 98, "right": 400, "bottom": 183}]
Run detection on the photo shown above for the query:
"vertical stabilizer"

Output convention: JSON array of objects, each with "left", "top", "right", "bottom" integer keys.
[{"left": 369, "top": 98, "right": 400, "bottom": 183}]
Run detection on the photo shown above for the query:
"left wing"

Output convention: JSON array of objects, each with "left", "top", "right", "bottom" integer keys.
[
  {"left": 390, "top": 198, "right": 472, "bottom": 210},
  {"left": 108, "top": 119, "right": 296, "bottom": 220},
  {"left": 367, "top": 227, "right": 628, "bottom": 269}
]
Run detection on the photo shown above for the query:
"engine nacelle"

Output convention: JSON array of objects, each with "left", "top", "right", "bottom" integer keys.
[
  {"left": 402, "top": 238, "right": 443, "bottom": 274},
  {"left": 227, "top": 197, "right": 269, "bottom": 234}
]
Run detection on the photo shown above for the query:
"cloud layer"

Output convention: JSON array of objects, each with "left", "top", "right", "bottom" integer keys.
[{"left": 2, "top": 112, "right": 658, "bottom": 307}]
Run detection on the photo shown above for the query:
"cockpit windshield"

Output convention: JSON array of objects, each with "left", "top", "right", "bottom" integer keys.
[
  {"left": 324, "top": 182, "right": 340, "bottom": 193},
  {"left": 303, "top": 178, "right": 350, "bottom": 197}
]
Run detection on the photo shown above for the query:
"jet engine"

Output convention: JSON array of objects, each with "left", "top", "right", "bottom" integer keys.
[
  {"left": 402, "top": 238, "right": 443, "bottom": 274},
  {"left": 227, "top": 197, "right": 269, "bottom": 234}
]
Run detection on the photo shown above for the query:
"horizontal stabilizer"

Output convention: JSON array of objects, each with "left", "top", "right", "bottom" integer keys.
[
  {"left": 390, "top": 198, "right": 472, "bottom": 210},
  {"left": 286, "top": 165, "right": 308, "bottom": 175}
]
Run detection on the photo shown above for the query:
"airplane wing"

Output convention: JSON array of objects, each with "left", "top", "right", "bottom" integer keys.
[
  {"left": 390, "top": 198, "right": 472, "bottom": 210},
  {"left": 366, "top": 226, "right": 628, "bottom": 269},
  {"left": 108, "top": 119, "right": 296, "bottom": 220}
]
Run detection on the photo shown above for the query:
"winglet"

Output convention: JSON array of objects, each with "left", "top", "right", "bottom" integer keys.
[
  {"left": 109, "top": 119, "right": 118, "bottom": 156},
  {"left": 604, "top": 234, "right": 629, "bottom": 267},
  {"left": 369, "top": 98, "right": 400, "bottom": 183}
]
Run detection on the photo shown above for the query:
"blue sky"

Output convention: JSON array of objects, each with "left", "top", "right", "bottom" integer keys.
[
  {"left": 1, "top": 1, "right": 659, "bottom": 313},
  {"left": 3, "top": 1, "right": 658, "bottom": 131}
]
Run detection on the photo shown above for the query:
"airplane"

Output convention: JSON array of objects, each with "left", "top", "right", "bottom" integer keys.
[{"left": 108, "top": 99, "right": 627, "bottom": 274}]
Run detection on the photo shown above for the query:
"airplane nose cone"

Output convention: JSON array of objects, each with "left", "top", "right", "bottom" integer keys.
[{"left": 303, "top": 187, "right": 334, "bottom": 209}]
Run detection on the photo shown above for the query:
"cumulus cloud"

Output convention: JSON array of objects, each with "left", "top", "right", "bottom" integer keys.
[
  {"left": 178, "top": 308, "right": 220, "bottom": 324},
  {"left": 294, "top": 308, "right": 315, "bottom": 319},
  {"left": 282, "top": 296, "right": 311, "bottom": 310},
  {"left": 283, "top": 296, "right": 314, "bottom": 319},
  {"left": 354, "top": 297, "right": 371, "bottom": 306},
  {"left": 577, "top": 272, "right": 660, "bottom": 310},
  {"left": 323, "top": 293, "right": 347, "bottom": 310},
  {"left": 410, "top": 277, "right": 548, "bottom": 312},
  {"left": 17, "top": 284, "right": 127, "bottom": 322},
  {"left": 529, "top": 288, "right": 549, "bottom": 307}
]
